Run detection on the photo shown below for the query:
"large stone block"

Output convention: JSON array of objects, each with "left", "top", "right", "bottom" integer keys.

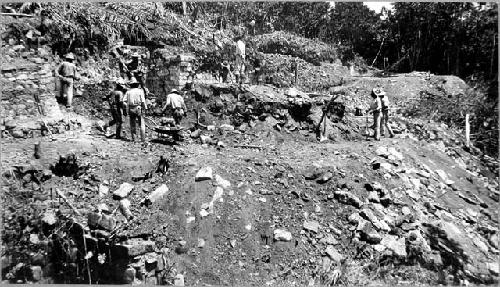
[{"left": 111, "top": 240, "right": 156, "bottom": 258}]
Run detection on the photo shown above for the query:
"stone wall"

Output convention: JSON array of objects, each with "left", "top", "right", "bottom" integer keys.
[
  {"left": 0, "top": 45, "right": 87, "bottom": 138},
  {"left": 147, "top": 50, "right": 195, "bottom": 100}
]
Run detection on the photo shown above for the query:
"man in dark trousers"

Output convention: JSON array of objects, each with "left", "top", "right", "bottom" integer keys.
[
  {"left": 163, "top": 88, "right": 187, "bottom": 127},
  {"left": 100, "top": 78, "right": 127, "bottom": 139},
  {"left": 55, "top": 53, "right": 79, "bottom": 109},
  {"left": 123, "top": 77, "right": 147, "bottom": 142}
]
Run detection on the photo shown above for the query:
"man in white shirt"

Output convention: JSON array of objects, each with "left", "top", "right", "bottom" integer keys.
[
  {"left": 123, "top": 77, "right": 147, "bottom": 142},
  {"left": 378, "top": 89, "right": 395, "bottom": 138},
  {"left": 235, "top": 36, "right": 246, "bottom": 85},
  {"left": 162, "top": 89, "right": 187, "bottom": 126}
]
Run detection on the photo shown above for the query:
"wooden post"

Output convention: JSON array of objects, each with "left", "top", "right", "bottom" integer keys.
[{"left": 465, "top": 114, "right": 470, "bottom": 148}]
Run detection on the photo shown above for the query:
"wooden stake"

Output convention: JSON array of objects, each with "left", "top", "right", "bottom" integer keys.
[
  {"left": 465, "top": 114, "right": 470, "bottom": 148},
  {"left": 55, "top": 188, "right": 82, "bottom": 216}
]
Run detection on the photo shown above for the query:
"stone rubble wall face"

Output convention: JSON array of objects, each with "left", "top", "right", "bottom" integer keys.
[{"left": 146, "top": 53, "right": 194, "bottom": 101}]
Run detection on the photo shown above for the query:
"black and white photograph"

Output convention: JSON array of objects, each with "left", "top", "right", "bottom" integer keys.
[{"left": 0, "top": 1, "right": 498, "bottom": 285}]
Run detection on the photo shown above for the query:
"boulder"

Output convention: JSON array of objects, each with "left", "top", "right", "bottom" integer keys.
[
  {"left": 119, "top": 199, "right": 133, "bottom": 219},
  {"left": 122, "top": 267, "right": 136, "bottom": 284},
  {"left": 29, "top": 265, "right": 42, "bottom": 282},
  {"left": 380, "top": 235, "right": 407, "bottom": 258},
  {"left": 195, "top": 166, "right": 213, "bottom": 181},
  {"left": 303, "top": 220, "right": 320, "bottom": 233},
  {"left": 333, "top": 190, "right": 362, "bottom": 208},
  {"left": 316, "top": 172, "right": 333, "bottom": 184},
  {"left": 220, "top": 124, "right": 234, "bottom": 131},
  {"left": 41, "top": 210, "right": 57, "bottom": 226},
  {"left": 274, "top": 229, "right": 292, "bottom": 242},
  {"left": 98, "top": 184, "right": 109, "bottom": 197},
  {"left": 87, "top": 212, "right": 116, "bottom": 231},
  {"left": 147, "top": 184, "right": 169, "bottom": 204},
  {"left": 174, "top": 274, "right": 185, "bottom": 286},
  {"left": 320, "top": 234, "right": 338, "bottom": 245},
  {"left": 215, "top": 174, "right": 231, "bottom": 189},
  {"left": 11, "top": 129, "right": 25, "bottom": 138},
  {"left": 325, "top": 245, "right": 344, "bottom": 262},
  {"left": 111, "top": 239, "right": 156, "bottom": 258},
  {"left": 112, "top": 182, "right": 134, "bottom": 199}
]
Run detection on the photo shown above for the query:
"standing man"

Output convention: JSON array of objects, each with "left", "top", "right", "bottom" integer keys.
[
  {"left": 123, "top": 77, "right": 147, "bottom": 142},
  {"left": 55, "top": 53, "right": 78, "bottom": 109},
  {"left": 378, "top": 89, "right": 395, "bottom": 138},
  {"left": 100, "top": 78, "right": 127, "bottom": 139},
  {"left": 162, "top": 89, "right": 187, "bottom": 127},
  {"left": 220, "top": 60, "right": 232, "bottom": 83},
  {"left": 234, "top": 35, "right": 246, "bottom": 85},
  {"left": 367, "top": 88, "right": 383, "bottom": 141}
]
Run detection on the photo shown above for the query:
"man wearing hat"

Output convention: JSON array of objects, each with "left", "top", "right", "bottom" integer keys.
[
  {"left": 123, "top": 77, "right": 147, "bottom": 142},
  {"left": 100, "top": 78, "right": 127, "bottom": 139},
  {"left": 378, "top": 88, "right": 395, "bottom": 138},
  {"left": 55, "top": 52, "right": 79, "bottom": 108},
  {"left": 162, "top": 88, "right": 187, "bottom": 126},
  {"left": 366, "top": 87, "right": 383, "bottom": 141}
]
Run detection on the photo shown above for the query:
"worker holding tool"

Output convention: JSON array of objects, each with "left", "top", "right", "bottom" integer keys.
[
  {"left": 99, "top": 78, "right": 127, "bottom": 139},
  {"left": 366, "top": 88, "right": 383, "bottom": 141},
  {"left": 55, "top": 52, "right": 79, "bottom": 109},
  {"left": 378, "top": 89, "right": 395, "bottom": 138},
  {"left": 162, "top": 88, "right": 187, "bottom": 127},
  {"left": 123, "top": 77, "right": 147, "bottom": 142}
]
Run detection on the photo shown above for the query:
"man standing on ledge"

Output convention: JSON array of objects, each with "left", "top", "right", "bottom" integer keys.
[
  {"left": 55, "top": 52, "right": 79, "bottom": 109},
  {"left": 123, "top": 77, "right": 147, "bottom": 142}
]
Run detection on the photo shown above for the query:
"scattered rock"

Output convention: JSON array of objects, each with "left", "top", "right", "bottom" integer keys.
[
  {"left": 197, "top": 238, "right": 205, "bottom": 248},
  {"left": 174, "top": 274, "right": 185, "bottom": 286},
  {"left": 274, "top": 229, "right": 292, "bottom": 242},
  {"left": 325, "top": 245, "right": 344, "bottom": 262},
  {"left": 27, "top": 234, "right": 40, "bottom": 245},
  {"left": 11, "top": 129, "right": 25, "bottom": 138},
  {"left": 487, "top": 262, "right": 499, "bottom": 276},
  {"left": 304, "top": 170, "right": 321, "bottom": 180},
  {"left": 380, "top": 235, "right": 407, "bottom": 258},
  {"left": 220, "top": 124, "right": 234, "bottom": 131},
  {"left": 123, "top": 267, "right": 136, "bottom": 284},
  {"left": 215, "top": 174, "right": 231, "bottom": 189},
  {"left": 146, "top": 184, "right": 169, "bottom": 204},
  {"left": 112, "top": 182, "right": 134, "bottom": 199},
  {"left": 29, "top": 265, "right": 42, "bottom": 282},
  {"left": 368, "top": 191, "right": 380, "bottom": 203},
  {"left": 360, "top": 225, "right": 382, "bottom": 244},
  {"left": 316, "top": 172, "right": 333, "bottom": 184},
  {"left": 98, "top": 184, "right": 109, "bottom": 197},
  {"left": 195, "top": 166, "right": 213, "bottom": 181},
  {"left": 303, "top": 220, "right": 320, "bottom": 233},
  {"left": 320, "top": 234, "right": 338, "bottom": 245},
  {"left": 119, "top": 199, "right": 133, "bottom": 220},
  {"left": 333, "top": 190, "right": 362, "bottom": 208},
  {"left": 41, "top": 210, "right": 57, "bottom": 226}
]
